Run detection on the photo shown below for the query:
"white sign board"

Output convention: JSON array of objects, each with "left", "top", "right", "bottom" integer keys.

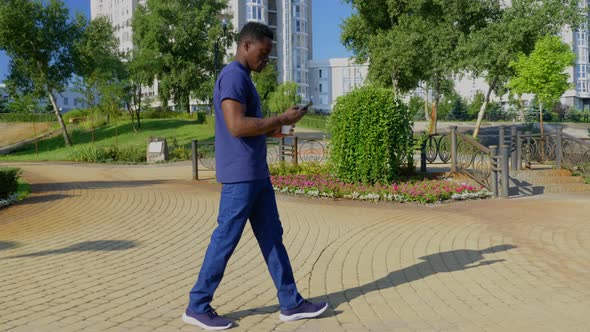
[{"left": 148, "top": 141, "right": 163, "bottom": 153}]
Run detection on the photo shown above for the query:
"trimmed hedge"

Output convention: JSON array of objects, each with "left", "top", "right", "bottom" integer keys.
[
  {"left": 0, "top": 168, "right": 21, "bottom": 199},
  {"left": 328, "top": 85, "right": 413, "bottom": 185}
]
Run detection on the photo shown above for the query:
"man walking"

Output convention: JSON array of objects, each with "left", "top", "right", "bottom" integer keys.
[{"left": 182, "top": 22, "right": 328, "bottom": 330}]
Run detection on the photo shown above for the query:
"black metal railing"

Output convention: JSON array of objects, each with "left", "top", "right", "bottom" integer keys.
[{"left": 191, "top": 136, "right": 329, "bottom": 179}]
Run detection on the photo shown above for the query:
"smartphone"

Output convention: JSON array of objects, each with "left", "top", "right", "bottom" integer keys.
[{"left": 299, "top": 101, "right": 313, "bottom": 112}]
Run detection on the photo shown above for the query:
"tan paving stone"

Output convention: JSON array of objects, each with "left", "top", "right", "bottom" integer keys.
[{"left": 1, "top": 163, "right": 590, "bottom": 331}]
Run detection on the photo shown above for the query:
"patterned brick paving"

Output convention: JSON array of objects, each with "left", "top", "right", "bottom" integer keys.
[{"left": 1, "top": 163, "right": 589, "bottom": 331}]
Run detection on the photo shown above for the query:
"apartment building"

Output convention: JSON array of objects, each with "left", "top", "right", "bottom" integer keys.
[
  {"left": 308, "top": 58, "right": 368, "bottom": 113},
  {"left": 90, "top": 0, "right": 146, "bottom": 55},
  {"left": 91, "top": 0, "right": 313, "bottom": 104}
]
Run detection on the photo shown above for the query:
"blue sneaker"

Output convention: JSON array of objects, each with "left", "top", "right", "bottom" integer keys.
[
  {"left": 279, "top": 300, "right": 328, "bottom": 322},
  {"left": 182, "top": 309, "right": 233, "bottom": 330}
]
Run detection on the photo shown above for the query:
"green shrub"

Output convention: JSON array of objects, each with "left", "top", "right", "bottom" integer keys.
[
  {"left": 67, "top": 145, "right": 146, "bottom": 163},
  {"left": 269, "top": 161, "right": 330, "bottom": 176},
  {"left": 168, "top": 137, "right": 191, "bottom": 161},
  {"left": 0, "top": 168, "right": 21, "bottom": 199},
  {"left": 62, "top": 109, "right": 89, "bottom": 123},
  {"left": 138, "top": 110, "right": 206, "bottom": 123},
  {"left": 116, "top": 145, "right": 146, "bottom": 163},
  {"left": 67, "top": 145, "right": 112, "bottom": 163},
  {"left": 328, "top": 85, "right": 413, "bottom": 184},
  {"left": 80, "top": 117, "right": 107, "bottom": 130}
]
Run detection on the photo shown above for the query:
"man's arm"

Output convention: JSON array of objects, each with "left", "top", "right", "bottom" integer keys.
[{"left": 222, "top": 99, "right": 303, "bottom": 137}]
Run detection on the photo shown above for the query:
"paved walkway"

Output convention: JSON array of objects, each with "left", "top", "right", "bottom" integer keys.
[{"left": 1, "top": 162, "right": 589, "bottom": 332}]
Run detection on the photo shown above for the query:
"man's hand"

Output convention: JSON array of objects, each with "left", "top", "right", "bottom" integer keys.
[{"left": 279, "top": 106, "right": 305, "bottom": 125}]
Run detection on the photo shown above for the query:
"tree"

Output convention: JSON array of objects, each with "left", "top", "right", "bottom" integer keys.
[
  {"left": 341, "top": 0, "right": 500, "bottom": 133},
  {"left": 508, "top": 35, "right": 575, "bottom": 137},
  {"left": 74, "top": 16, "right": 125, "bottom": 110},
  {"left": 267, "top": 82, "right": 301, "bottom": 116},
  {"left": 252, "top": 59, "right": 278, "bottom": 116},
  {"left": 460, "top": 0, "right": 581, "bottom": 138},
  {"left": 132, "top": 0, "right": 231, "bottom": 114},
  {"left": 0, "top": 96, "right": 8, "bottom": 113},
  {"left": 0, "top": 0, "right": 84, "bottom": 146},
  {"left": 73, "top": 16, "right": 129, "bottom": 138}
]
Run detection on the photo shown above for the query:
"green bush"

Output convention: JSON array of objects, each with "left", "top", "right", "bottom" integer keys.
[
  {"left": 138, "top": 110, "right": 206, "bottom": 123},
  {"left": 269, "top": 161, "right": 330, "bottom": 176},
  {"left": 328, "top": 85, "right": 414, "bottom": 184},
  {"left": 0, "top": 113, "right": 55, "bottom": 122},
  {"left": 67, "top": 145, "right": 146, "bottom": 163},
  {"left": 62, "top": 109, "right": 89, "bottom": 123},
  {"left": 67, "top": 145, "right": 111, "bottom": 163},
  {"left": 168, "top": 137, "right": 191, "bottom": 161},
  {"left": 0, "top": 168, "right": 21, "bottom": 199}
]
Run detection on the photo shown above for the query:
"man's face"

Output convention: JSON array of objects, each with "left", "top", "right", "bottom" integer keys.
[{"left": 245, "top": 37, "right": 273, "bottom": 72}]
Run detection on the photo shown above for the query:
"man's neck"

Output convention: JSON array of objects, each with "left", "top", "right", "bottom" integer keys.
[{"left": 234, "top": 54, "right": 250, "bottom": 72}]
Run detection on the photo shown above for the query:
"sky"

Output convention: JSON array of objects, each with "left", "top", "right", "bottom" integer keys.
[{"left": 0, "top": 0, "right": 354, "bottom": 81}]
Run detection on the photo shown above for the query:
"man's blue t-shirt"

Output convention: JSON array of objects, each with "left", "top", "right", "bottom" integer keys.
[{"left": 214, "top": 61, "right": 269, "bottom": 183}]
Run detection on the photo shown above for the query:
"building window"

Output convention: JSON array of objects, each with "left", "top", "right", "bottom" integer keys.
[
  {"left": 63, "top": 97, "right": 69, "bottom": 105},
  {"left": 319, "top": 83, "right": 323, "bottom": 93},
  {"left": 319, "top": 69, "right": 322, "bottom": 78},
  {"left": 247, "top": 1, "right": 263, "bottom": 21}
]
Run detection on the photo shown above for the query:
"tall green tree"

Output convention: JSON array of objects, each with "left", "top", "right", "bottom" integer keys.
[
  {"left": 508, "top": 35, "right": 576, "bottom": 136},
  {"left": 0, "top": 0, "right": 84, "bottom": 146},
  {"left": 268, "top": 82, "right": 301, "bottom": 115},
  {"left": 73, "top": 16, "right": 125, "bottom": 111},
  {"left": 461, "top": 0, "right": 581, "bottom": 138},
  {"left": 132, "top": 0, "right": 231, "bottom": 114},
  {"left": 252, "top": 59, "right": 279, "bottom": 115},
  {"left": 341, "top": 0, "right": 500, "bottom": 133}
]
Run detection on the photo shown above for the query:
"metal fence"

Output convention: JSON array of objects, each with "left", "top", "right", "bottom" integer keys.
[{"left": 190, "top": 136, "right": 328, "bottom": 180}]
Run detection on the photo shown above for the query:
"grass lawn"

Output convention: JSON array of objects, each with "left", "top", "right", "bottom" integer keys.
[{"left": 0, "top": 118, "right": 215, "bottom": 162}]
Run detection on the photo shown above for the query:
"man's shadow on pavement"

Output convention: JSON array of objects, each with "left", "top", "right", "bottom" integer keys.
[
  {"left": 226, "top": 244, "right": 516, "bottom": 320},
  {"left": 4, "top": 240, "right": 138, "bottom": 259}
]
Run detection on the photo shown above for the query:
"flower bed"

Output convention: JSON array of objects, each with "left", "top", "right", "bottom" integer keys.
[
  {"left": 271, "top": 174, "right": 491, "bottom": 204},
  {"left": 0, "top": 193, "right": 19, "bottom": 209}
]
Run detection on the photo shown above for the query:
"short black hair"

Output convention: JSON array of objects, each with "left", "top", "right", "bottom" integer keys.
[{"left": 238, "top": 22, "right": 274, "bottom": 44}]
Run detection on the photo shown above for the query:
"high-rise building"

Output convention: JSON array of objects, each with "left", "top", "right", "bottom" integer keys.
[
  {"left": 561, "top": 1, "right": 590, "bottom": 110},
  {"left": 90, "top": 0, "right": 146, "bottom": 55},
  {"left": 91, "top": 0, "right": 313, "bottom": 103}
]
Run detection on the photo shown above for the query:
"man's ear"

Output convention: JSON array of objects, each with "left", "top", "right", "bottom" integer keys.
[{"left": 243, "top": 40, "right": 251, "bottom": 52}]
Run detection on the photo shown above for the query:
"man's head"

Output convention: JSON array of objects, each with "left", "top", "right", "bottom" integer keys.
[{"left": 236, "top": 22, "right": 273, "bottom": 72}]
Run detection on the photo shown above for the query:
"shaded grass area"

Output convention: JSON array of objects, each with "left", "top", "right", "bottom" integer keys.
[{"left": 0, "top": 119, "right": 215, "bottom": 162}]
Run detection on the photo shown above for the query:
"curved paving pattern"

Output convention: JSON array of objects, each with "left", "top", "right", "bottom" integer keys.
[{"left": 1, "top": 163, "right": 589, "bottom": 332}]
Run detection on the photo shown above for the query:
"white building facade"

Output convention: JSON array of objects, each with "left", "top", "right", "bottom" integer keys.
[
  {"left": 308, "top": 58, "right": 368, "bottom": 113},
  {"left": 91, "top": 0, "right": 313, "bottom": 105},
  {"left": 90, "top": 0, "right": 146, "bottom": 55}
]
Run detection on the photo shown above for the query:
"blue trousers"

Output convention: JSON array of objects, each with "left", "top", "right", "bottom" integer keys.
[{"left": 188, "top": 177, "right": 304, "bottom": 313}]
